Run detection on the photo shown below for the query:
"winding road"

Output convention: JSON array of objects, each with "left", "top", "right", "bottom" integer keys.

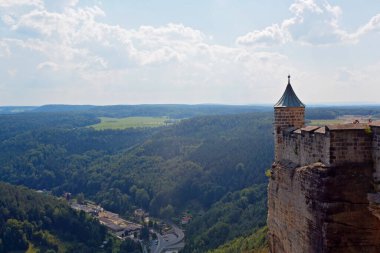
[{"left": 151, "top": 223, "right": 185, "bottom": 253}]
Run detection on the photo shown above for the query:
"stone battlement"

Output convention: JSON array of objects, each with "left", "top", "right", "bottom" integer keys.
[{"left": 280, "top": 123, "right": 377, "bottom": 167}]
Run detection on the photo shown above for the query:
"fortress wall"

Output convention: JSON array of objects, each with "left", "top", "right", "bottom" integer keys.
[
  {"left": 329, "top": 129, "right": 372, "bottom": 166},
  {"left": 371, "top": 126, "right": 380, "bottom": 182},
  {"left": 281, "top": 132, "right": 300, "bottom": 164},
  {"left": 282, "top": 126, "right": 373, "bottom": 167},
  {"left": 270, "top": 124, "right": 380, "bottom": 253},
  {"left": 300, "top": 130, "right": 329, "bottom": 166},
  {"left": 281, "top": 128, "right": 329, "bottom": 166}
]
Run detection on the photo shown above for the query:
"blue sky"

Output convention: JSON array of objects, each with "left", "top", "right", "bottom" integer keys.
[{"left": 0, "top": 0, "right": 379, "bottom": 105}]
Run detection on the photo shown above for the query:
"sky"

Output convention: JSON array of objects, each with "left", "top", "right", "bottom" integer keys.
[{"left": 0, "top": 0, "right": 380, "bottom": 106}]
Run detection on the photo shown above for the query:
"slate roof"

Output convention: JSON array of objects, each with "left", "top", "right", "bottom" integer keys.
[{"left": 274, "top": 76, "right": 305, "bottom": 108}]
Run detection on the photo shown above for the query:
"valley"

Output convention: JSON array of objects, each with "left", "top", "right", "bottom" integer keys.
[{"left": 1, "top": 105, "right": 380, "bottom": 252}]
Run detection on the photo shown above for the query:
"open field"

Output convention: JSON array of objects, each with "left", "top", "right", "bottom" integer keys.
[
  {"left": 308, "top": 119, "right": 344, "bottom": 126},
  {"left": 309, "top": 115, "right": 379, "bottom": 126},
  {"left": 89, "top": 116, "right": 173, "bottom": 130}
]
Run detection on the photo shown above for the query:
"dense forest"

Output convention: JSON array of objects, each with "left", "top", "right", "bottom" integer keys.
[
  {"left": 0, "top": 182, "right": 106, "bottom": 252},
  {"left": 184, "top": 185, "right": 268, "bottom": 252},
  {"left": 0, "top": 106, "right": 274, "bottom": 251},
  {"left": 305, "top": 106, "right": 380, "bottom": 119},
  {"left": 208, "top": 227, "right": 268, "bottom": 253},
  {"left": 0, "top": 105, "right": 378, "bottom": 251}
]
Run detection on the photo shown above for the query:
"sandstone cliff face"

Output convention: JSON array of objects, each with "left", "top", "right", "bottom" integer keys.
[{"left": 268, "top": 161, "right": 380, "bottom": 253}]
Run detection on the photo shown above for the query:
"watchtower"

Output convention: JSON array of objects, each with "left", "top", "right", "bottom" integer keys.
[{"left": 274, "top": 75, "right": 305, "bottom": 161}]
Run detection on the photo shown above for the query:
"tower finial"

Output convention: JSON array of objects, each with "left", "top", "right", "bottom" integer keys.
[{"left": 288, "top": 74, "right": 291, "bottom": 84}]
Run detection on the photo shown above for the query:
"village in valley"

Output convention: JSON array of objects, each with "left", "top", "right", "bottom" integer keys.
[{"left": 64, "top": 192, "right": 187, "bottom": 253}]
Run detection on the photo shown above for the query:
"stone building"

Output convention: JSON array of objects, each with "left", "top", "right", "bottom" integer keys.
[
  {"left": 268, "top": 76, "right": 380, "bottom": 253},
  {"left": 273, "top": 75, "right": 305, "bottom": 161}
]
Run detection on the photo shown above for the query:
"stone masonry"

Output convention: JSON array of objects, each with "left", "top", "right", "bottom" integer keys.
[
  {"left": 274, "top": 107, "right": 304, "bottom": 161},
  {"left": 268, "top": 79, "right": 380, "bottom": 253}
]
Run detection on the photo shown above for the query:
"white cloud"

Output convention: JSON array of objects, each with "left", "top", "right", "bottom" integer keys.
[
  {"left": 67, "top": 0, "right": 78, "bottom": 7},
  {"left": 37, "top": 61, "right": 59, "bottom": 71},
  {"left": 289, "top": 0, "right": 323, "bottom": 16},
  {"left": 0, "top": 0, "right": 296, "bottom": 105},
  {"left": 306, "top": 61, "right": 380, "bottom": 103},
  {"left": 236, "top": 19, "right": 296, "bottom": 47},
  {"left": 0, "top": 0, "right": 378, "bottom": 105},
  {"left": 14, "top": 5, "right": 106, "bottom": 38},
  {"left": 0, "top": 0, "right": 43, "bottom": 8},
  {"left": 0, "top": 40, "right": 11, "bottom": 57},
  {"left": 237, "top": 0, "right": 380, "bottom": 47},
  {"left": 338, "top": 13, "right": 380, "bottom": 43}
]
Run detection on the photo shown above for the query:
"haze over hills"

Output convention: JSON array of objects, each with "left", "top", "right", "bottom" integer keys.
[
  {"left": 3, "top": 104, "right": 380, "bottom": 117},
  {"left": 0, "top": 104, "right": 272, "bottom": 116}
]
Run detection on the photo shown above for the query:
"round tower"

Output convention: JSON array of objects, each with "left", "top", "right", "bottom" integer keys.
[{"left": 274, "top": 75, "right": 305, "bottom": 161}]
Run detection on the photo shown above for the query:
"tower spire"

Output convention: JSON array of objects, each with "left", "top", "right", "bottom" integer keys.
[{"left": 274, "top": 75, "right": 305, "bottom": 108}]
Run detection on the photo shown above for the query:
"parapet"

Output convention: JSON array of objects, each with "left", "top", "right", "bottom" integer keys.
[{"left": 280, "top": 122, "right": 376, "bottom": 167}]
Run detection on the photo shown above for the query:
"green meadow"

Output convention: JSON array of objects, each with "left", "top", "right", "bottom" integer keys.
[
  {"left": 308, "top": 119, "right": 344, "bottom": 126},
  {"left": 90, "top": 116, "right": 173, "bottom": 130}
]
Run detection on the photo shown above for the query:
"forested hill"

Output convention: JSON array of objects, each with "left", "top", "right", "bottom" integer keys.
[
  {"left": 0, "top": 104, "right": 271, "bottom": 118},
  {"left": 0, "top": 182, "right": 106, "bottom": 252},
  {"left": 2, "top": 106, "right": 379, "bottom": 251},
  {"left": 0, "top": 112, "right": 274, "bottom": 209},
  {"left": 0, "top": 109, "right": 274, "bottom": 251},
  {"left": 3, "top": 104, "right": 380, "bottom": 119}
]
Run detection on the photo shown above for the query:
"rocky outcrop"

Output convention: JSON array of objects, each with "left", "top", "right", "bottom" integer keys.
[{"left": 268, "top": 161, "right": 380, "bottom": 253}]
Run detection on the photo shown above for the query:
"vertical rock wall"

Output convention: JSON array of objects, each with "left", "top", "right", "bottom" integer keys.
[{"left": 268, "top": 161, "right": 380, "bottom": 253}]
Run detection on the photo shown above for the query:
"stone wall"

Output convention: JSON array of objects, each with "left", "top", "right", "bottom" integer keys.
[
  {"left": 368, "top": 125, "right": 380, "bottom": 218},
  {"left": 300, "top": 128, "right": 329, "bottom": 166},
  {"left": 280, "top": 124, "right": 372, "bottom": 167},
  {"left": 371, "top": 125, "right": 380, "bottom": 183},
  {"left": 329, "top": 128, "right": 372, "bottom": 166},
  {"left": 269, "top": 122, "right": 380, "bottom": 253},
  {"left": 281, "top": 126, "right": 329, "bottom": 166},
  {"left": 274, "top": 107, "right": 305, "bottom": 161}
]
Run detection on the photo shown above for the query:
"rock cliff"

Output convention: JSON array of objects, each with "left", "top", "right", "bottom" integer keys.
[{"left": 267, "top": 161, "right": 380, "bottom": 253}]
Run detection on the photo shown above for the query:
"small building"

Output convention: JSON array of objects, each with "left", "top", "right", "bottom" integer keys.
[{"left": 98, "top": 217, "right": 124, "bottom": 232}]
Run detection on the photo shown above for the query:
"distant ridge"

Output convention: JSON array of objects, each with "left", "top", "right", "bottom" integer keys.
[
  {"left": 3, "top": 104, "right": 380, "bottom": 118},
  {"left": 0, "top": 104, "right": 272, "bottom": 117},
  {"left": 33, "top": 104, "right": 96, "bottom": 112},
  {"left": 0, "top": 106, "right": 37, "bottom": 114}
]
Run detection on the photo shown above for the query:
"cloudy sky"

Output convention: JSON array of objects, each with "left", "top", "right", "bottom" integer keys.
[{"left": 0, "top": 0, "right": 379, "bottom": 105}]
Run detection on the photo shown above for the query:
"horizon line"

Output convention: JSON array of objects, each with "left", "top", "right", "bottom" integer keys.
[{"left": 2, "top": 103, "right": 380, "bottom": 107}]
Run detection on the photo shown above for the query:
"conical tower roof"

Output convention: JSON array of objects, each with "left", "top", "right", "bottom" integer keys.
[{"left": 274, "top": 75, "right": 305, "bottom": 108}]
